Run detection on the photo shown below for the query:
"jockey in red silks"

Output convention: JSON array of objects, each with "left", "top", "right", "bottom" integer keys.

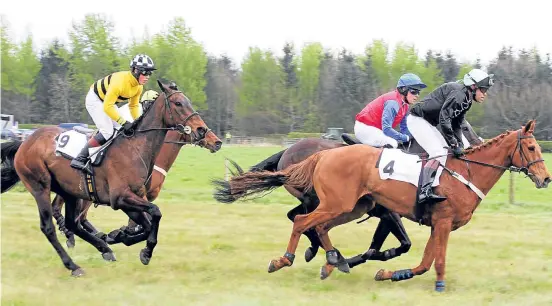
[{"left": 354, "top": 73, "right": 427, "bottom": 148}]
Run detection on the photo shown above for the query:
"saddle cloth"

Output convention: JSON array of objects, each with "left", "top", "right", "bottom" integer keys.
[
  {"left": 55, "top": 130, "right": 101, "bottom": 163},
  {"left": 377, "top": 148, "right": 445, "bottom": 187}
]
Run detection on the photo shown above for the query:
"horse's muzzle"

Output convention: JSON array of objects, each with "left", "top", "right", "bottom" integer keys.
[{"left": 543, "top": 177, "right": 551, "bottom": 188}]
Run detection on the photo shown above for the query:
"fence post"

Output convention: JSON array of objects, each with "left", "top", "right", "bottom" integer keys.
[{"left": 509, "top": 171, "right": 515, "bottom": 205}]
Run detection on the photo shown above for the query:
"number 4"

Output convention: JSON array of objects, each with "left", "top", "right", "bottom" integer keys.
[{"left": 383, "top": 160, "right": 395, "bottom": 175}]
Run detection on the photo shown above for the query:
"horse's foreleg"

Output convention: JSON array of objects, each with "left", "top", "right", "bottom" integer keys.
[
  {"left": 77, "top": 200, "right": 101, "bottom": 235},
  {"left": 375, "top": 225, "right": 440, "bottom": 289},
  {"left": 348, "top": 210, "right": 412, "bottom": 266},
  {"left": 104, "top": 211, "right": 150, "bottom": 246},
  {"left": 113, "top": 193, "right": 162, "bottom": 265}
]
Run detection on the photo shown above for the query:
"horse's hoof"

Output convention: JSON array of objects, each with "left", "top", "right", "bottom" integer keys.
[
  {"left": 305, "top": 246, "right": 318, "bottom": 263},
  {"left": 71, "top": 268, "right": 85, "bottom": 277},
  {"left": 102, "top": 252, "right": 116, "bottom": 262},
  {"left": 267, "top": 260, "right": 278, "bottom": 273},
  {"left": 336, "top": 261, "right": 350, "bottom": 273},
  {"left": 66, "top": 237, "right": 75, "bottom": 249},
  {"left": 320, "top": 264, "right": 334, "bottom": 280},
  {"left": 374, "top": 269, "right": 386, "bottom": 281},
  {"left": 139, "top": 249, "right": 151, "bottom": 265}
]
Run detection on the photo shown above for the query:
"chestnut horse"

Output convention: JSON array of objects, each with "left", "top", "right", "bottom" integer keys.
[
  {"left": 52, "top": 127, "right": 218, "bottom": 248},
  {"left": 243, "top": 122, "right": 483, "bottom": 277},
  {"left": 1, "top": 80, "right": 222, "bottom": 276},
  {"left": 213, "top": 120, "right": 550, "bottom": 291}
]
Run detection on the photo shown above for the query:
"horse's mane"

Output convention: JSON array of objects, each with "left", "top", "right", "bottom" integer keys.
[{"left": 463, "top": 130, "right": 514, "bottom": 155}]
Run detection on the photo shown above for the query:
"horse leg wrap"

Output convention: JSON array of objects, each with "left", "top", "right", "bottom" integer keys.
[
  {"left": 283, "top": 252, "right": 295, "bottom": 265},
  {"left": 435, "top": 280, "right": 446, "bottom": 292},
  {"left": 391, "top": 269, "right": 414, "bottom": 282},
  {"left": 326, "top": 249, "right": 340, "bottom": 265},
  {"left": 383, "top": 248, "right": 397, "bottom": 261}
]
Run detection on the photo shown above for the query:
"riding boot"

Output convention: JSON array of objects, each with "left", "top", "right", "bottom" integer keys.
[
  {"left": 70, "top": 143, "right": 91, "bottom": 172},
  {"left": 417, "top": 159, "right": 447, "bottom": 205},
  {"left": 70, "top": 134, "right": 104, "bottom": 174}
]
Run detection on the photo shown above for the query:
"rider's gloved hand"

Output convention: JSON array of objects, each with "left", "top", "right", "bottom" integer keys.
[
  {"left": 121, "top": 121, "right": 134, "bottom": 133},
  {"left": 451, "top": 145, "right": 464, "bottom": 157}
]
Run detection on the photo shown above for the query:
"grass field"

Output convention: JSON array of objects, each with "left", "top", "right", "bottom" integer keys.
[{"left": 1, "top": 146, "right": 551, "bottom": 305}]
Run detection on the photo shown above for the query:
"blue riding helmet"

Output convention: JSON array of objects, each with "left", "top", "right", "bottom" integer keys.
[{"left": 397, "top": 73, "right": 427, "bottom": 90}]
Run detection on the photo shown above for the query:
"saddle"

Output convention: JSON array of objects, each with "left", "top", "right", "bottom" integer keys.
[
  {"left": 340, "top": 133, "right": 423, "bottom": 156},
  {"left": 55, "top": 126, "right": 117, "bottom": 169}
]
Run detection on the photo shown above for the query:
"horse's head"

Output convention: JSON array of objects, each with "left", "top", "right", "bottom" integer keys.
[
  {"left": 509, "top": 120, "right": 550, "bottom": 188},
  {"left": 156, "top": 80, "right": 222, "bottom": 153}
]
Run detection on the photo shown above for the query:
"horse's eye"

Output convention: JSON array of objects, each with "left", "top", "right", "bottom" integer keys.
[
  {"left": 528, "top": 146, "right": 535, "bottom": 152},
  {"left": 175, "top": 102, "right": 182, "bottom": 106}
]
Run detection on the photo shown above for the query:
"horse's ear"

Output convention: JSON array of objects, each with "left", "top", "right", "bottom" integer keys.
[
  {"left": 157, "top": 80, "right": 167, "bottom": 93},
  {"left": 523, "top": 119, "right": 535, "bottom": 134}
]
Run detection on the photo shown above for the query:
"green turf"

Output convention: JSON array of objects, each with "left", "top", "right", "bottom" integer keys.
[{"left": 1, "top": 146, "right": 551, "bottom": 305}]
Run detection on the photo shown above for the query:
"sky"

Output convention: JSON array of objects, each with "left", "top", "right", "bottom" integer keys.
[{"left": 2, "top": 0, "right": 551, "bottom": 68}]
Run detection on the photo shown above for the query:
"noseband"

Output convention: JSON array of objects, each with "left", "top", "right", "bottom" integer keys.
[{"left": 126, "top": 90, "right": 213, "bottom": 146}]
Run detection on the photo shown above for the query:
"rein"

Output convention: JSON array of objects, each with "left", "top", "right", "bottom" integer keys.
[
  {"left": 457, "top": 130, "right": 545, "bottom": 177},
  {"left": 119, "top": 90, "right": 211, "bottom": 146}
]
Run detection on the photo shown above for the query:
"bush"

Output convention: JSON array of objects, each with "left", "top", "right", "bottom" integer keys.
[{"left": 538, "top": 140, "right": 552, "bottom": 153}]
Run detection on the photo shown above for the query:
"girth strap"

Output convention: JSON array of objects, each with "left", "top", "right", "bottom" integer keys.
[{"left": 84, "top": 172, "right": 100, "bottom": 206}]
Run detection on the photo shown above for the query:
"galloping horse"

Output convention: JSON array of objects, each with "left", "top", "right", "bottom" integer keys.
[
  {"left": 1, "top": 80, "right": 222, "bottom": 276},
  {"left": 245, "top": 121, "right": 483, "bottom": 278},
  {"left": 52, "top": 126, "right": 220, "bottom": 248},
  {"left": 213, "top": 120, "right": 549, "bottom": 291}
]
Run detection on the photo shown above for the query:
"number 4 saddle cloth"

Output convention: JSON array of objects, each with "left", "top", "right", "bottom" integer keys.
[
  {"left": 376, "top": 148, "right": 445, "bottom": 188},
  {"left": 376, "top": 148, "right": 486, "bottom": 200}
]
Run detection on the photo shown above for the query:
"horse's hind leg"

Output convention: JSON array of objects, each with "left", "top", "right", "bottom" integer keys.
[
  {"left": 51, "top": 194, "right": 76, "bottom": 248},
  {"left": 20, "top": 175, "right": 83, "bottom": 276},
  {"left": 63, "top": 196, "right": 116, "bottom": 262},
  {"left": 267, "top": 208, "right": 342, "bottom": 273},
  {"left": 317, "top": 201, "right": 374, "bottom": 279},
  {"left": 286, "top": 193, "right": 322, "bottom": 262}
]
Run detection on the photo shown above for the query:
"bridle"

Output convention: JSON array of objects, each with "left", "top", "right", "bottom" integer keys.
[
  {"left": 457, "top": 130, "right": 545, "bottom": 177},
  {"left": 122, "top": 90, "right": 213, "bottom": 146}
]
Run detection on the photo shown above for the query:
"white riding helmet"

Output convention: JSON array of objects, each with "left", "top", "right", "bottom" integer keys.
[{"left": 463, "top": 68, "right": 494, "bottom": 88}]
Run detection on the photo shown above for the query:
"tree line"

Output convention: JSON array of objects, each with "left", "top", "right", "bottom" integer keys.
[{"left": 2, "top": 14, "right": 551, "bottom": 140}]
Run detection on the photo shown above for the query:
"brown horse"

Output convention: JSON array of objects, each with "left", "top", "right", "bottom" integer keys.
[
  {"left": 1, "top": 80, "right": 222, "bottom": 277},
  {"left": 213, "top": 120, "right": 550, "bottom": 291},
  {"left": 241, "top": 122, "right": 484, "bottom": 278},
  {"left": 52, "top": 127, "right": 217, "bottom": 248}
]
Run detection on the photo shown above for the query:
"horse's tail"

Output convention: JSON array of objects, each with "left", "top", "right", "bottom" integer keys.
[
  {"left": 1, "top": 140, "right": 23, "bottom": 193},
  {"left": 212, "top": 151, "right": 323, "bottom": 204},
  {"left": 249, "top": 149, "right": 286, "bottom": 172}
]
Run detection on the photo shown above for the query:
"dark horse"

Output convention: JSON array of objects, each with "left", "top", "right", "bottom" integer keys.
[
  {"left": 1, "top": 80, "right": 222, "bottom": 276},
  {"left": 243, "top": 121, "right": 484, "bottom": 277},
  {"left": 214, "top": 120, "right": 549, "bottom": 291},
  {"left": 51, "top": 123, "right": 221, "bottom": 249}
]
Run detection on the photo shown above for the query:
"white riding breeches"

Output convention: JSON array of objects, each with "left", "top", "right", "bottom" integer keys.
[
  {"left": 85, "top": 89, "right": 121, "bottom": 140},
  {"left": 406, "top": 115, "right": 448, "bottom": 185},
  {"left": 354, "top": 121, "right": 398, "bottom": 148}
]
